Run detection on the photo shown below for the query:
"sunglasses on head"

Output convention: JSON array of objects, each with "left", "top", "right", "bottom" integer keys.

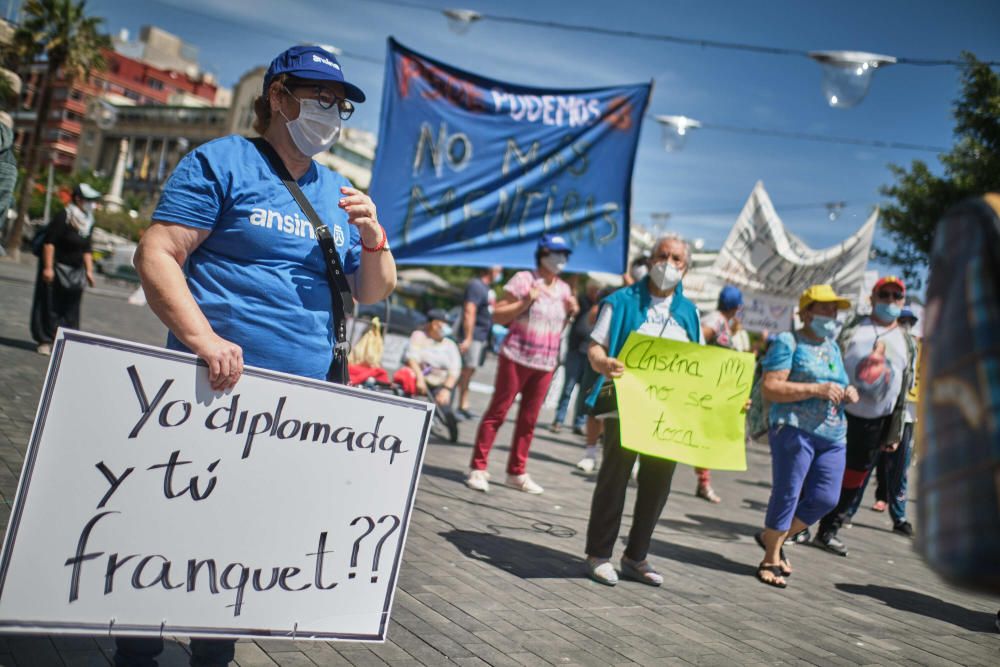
[{"left": 877, "top": 290, "right": 904, "bottom": 300}]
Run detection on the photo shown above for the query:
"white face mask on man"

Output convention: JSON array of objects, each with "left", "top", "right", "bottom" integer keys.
[
  {"left": 649, "top": 261, "right": 682, "bottom": 291},
  {"left": 280, "top": 95, "right": 342, "bottom": 156}
]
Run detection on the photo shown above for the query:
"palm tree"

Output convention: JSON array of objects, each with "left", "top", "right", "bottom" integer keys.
[{"left": 5, "top": 0, "right": 108, "bottom": 260}]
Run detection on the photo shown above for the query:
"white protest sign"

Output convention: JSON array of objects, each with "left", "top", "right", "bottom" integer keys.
[
  {"left": 0, "top": 330, "right": 433, "bottom": 641},
  {"left": 738, "top": 290, "right": 796, "bottom": 334}
]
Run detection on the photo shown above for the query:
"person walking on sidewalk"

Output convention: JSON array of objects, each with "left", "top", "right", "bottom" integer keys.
[
  {"left": 753, "top": 284, "right": 859, "bottom": 587},
  {"left": 30, "top": 183, "right": 101, "bottom": 355},
  {"left": 124, "top": 44, "right": 395, "bottom": 667},
  {"left": 843, "top": 307, "right": 920, "bottom": 537},
  {"left": 466, "top": 234, "right": 578, "bottom": 494},
  {"left": 695, "top": 284, "right": 745, "bottom": 503},
  {"left": 813, "top": 276, "right": 917, "bottom": 557},
  {"left": 581, "top": 234, "right": 704, "bottom": 586},
  {"left": 455, "top": 265, "right": 502, "bottom": 421},
  {"left": 551, "top": 279, "right": 601, "bottom": 436}
]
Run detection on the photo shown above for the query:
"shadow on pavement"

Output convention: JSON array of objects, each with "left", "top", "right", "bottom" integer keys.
[
  {"left": 0, "top": 335, "right": 37, "bottom": 352},
  {"left": 658, "top": 513, "right": 760, "bottom": 542},
  {"left": 647, "top": 537, "right": 755, "bottom": 577},
  {"left": 419, "top": 463, "right": 468, "bottom": 484},
  {"left": 441, "top": 530, "right": 585, "bottom": 579},
  {"left": 736, "top": 479, "right": 772, "bottom": 489},
  {"left": 741, "top": 498, "right": 769, "bottom": 512},
  {"left": 834, "top": 583, "right": 996, "bottom": 632}
]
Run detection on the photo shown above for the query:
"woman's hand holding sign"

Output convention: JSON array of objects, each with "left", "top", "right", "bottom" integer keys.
[{"left": 190, "top": 332, "right": 244, "bottom": 392}]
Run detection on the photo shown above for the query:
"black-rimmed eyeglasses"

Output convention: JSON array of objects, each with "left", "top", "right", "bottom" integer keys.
[{"left": 284, "top": 85, "right": 355, "bottom": 121}]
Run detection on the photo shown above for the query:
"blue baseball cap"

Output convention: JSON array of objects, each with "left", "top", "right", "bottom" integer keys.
[
  {"left": 537, "top": 234, "right": 572, "bottom": 254},
  {"left": 264, "top": 45, "right": 366, "bottom": 103},
  {"left": 899, "top": 308, "right": 918, "bottom": 322},
  {"left": 719, "top": 285, "right": 743, "bottom": 311}
]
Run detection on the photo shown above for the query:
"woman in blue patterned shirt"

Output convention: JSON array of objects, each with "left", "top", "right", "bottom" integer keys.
[{"left": 753, "top": 284, "right": 859, "bottom": 587}]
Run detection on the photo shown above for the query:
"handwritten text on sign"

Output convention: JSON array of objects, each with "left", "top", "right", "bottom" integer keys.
[
  {"left": 613, "top": 333, "right": 753, "bottom": 470},
  {"left": 368, "top": 38, "right": 650, "bottom": 273},
  {"left": 0, "top": 331, "right": 432, "bottom": 641}
]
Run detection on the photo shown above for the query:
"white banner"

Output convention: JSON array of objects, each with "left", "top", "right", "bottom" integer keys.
[
  {"left": 714, "top": 182, "right": 876, "bottom": 300},
  {"left": 0, "top": 330, "right": 433, "bottom": 641},
  {"left": 684, "top": 182, "right": 876, "bottom": 329}
]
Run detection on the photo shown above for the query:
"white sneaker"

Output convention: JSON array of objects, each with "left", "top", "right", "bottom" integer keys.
[
  {"left": 36, "top": 343, "right": 51, "bottom": 356},
  {"left": 505, "top": 473, "right": 543, "bottom": 494},
  {"left": 586, "top": 557, "right": 618, "bottom": 586},
  {"left": 466, "top": 469, "right": 490, "bottom": 492},
  {"left": 576, "top": 456, "right": 596, "bottom": 473}
]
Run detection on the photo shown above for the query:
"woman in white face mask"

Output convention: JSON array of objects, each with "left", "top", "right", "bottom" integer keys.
[
  {"left": 30, "top": 183, "right": 101, "bottom": 356},
  {"left": 581, "top": 234, "right": 706, "bottom": 587},
  {"left": 466, "top": 234, "right": 580, "bottom": 496},
  {"left": 754, "top": 285, "right": 858, "bottom": 588},
  {"left": 125, "top": 47, "right": 398, "bottom": 666}
]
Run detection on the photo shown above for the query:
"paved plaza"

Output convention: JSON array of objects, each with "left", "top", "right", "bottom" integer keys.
[{"left": 0, "top": 256, "right": 997, "bottom": 666}]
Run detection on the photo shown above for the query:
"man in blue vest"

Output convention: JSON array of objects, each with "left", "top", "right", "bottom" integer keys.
[{"left": 582, "top": 234, "right": 704, "bottom": 586}]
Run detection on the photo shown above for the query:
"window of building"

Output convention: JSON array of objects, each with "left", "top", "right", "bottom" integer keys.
[{"left": 147, "top": 78, "right": 164, "bottom": 91}]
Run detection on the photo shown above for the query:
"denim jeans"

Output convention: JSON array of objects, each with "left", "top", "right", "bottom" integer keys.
[{"left": 553, "top": 348, "right": 588, "bottom": 429}]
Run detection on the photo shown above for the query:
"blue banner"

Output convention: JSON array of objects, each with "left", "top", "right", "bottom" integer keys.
[{"left": 369, "top": 39, "right": 651, "bottom": 273}]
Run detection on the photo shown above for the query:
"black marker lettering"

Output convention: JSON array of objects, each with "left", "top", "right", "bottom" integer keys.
[
  {"left": 94, "top": 462, "right": 134, "bottom": 509},
  {"left": 126, "top": 366, "right": 174, "bottom": 438}
]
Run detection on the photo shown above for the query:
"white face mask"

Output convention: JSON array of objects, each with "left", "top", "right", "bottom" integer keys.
[
  {"left": 629, "top": 265, "right": 648, "bottom": 282},
  {"left": 540, "top": 252, "right": 568, "bottom": 274},
  {"left": 649, "top": 261, "right": 682, "bottom": 291},
  {"left": 281, "top": 97, "right": 342, "bottom": 156},
  {"left": 82, "top": 201, "right": 97, "bottom": 215}
]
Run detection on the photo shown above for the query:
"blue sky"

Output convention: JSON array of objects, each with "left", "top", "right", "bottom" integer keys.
[{"left": 78, "top": 0, "right": 999, "bottom": 273}]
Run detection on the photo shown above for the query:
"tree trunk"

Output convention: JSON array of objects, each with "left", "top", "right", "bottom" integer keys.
[{"left": 5, "top": 62, "right": 55, "bottom": 262}]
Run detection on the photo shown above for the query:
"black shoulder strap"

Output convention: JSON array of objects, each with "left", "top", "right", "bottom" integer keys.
[{"left": 250, "top": 137, "right": 353, "bottom": 359}]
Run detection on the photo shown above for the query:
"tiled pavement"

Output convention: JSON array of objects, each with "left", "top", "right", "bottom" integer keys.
[{"left": 0, "top": 256, "right": 998, "bottom": 666}]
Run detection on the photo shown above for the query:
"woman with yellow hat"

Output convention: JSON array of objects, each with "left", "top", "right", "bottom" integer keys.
[{"left": 752, "top": 284, "right": 859, "bottom": 587}]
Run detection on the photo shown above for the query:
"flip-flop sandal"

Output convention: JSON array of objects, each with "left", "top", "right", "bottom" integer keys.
[
  {"left": 754, "top": 531, "right": 792, "bottom": 577},
  {"left": 756, "top": 562, "right": 787, "bottom": 588}
]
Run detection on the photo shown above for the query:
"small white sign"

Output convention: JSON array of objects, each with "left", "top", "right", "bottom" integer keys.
[
  {"left": 0, "top": 330, "right": 433, "bottom": 641},
  {"left": 739, "top": 291, "right": 796, "bottom": 334}
]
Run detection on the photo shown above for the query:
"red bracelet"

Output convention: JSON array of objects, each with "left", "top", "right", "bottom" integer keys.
[{"left": 361, "top": 224, "right": 388, "bottom": 253}]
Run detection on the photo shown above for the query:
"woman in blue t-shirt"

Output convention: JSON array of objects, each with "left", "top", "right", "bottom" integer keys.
[
  {"left": 121, "top": 45, "right": 396, "bottom": 667},
  {"left": 753, "top": 284, "right": 859, "bottom": 588}
]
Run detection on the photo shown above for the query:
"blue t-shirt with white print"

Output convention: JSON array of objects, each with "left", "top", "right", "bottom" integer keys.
[{"left": 153, "top": 135, "right": 361, "bottom": 380}]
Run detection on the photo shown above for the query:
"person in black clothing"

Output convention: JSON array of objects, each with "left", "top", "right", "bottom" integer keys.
[
  {"left": 455, "top": 265, "right": 502, "bottom": 420},
  {"left": 550, "top": 279, "right": 601, "bottom": 435},
  {"left": 30, "top": 183, "right": 101, "bottom": 355}
]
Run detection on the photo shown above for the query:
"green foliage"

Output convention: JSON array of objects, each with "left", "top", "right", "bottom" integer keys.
[
  {"left": 0, "top": 72, "right": 15, "bottom": 109},
  {"left": 7, "top": 0, "right": 109, "bottom": 255},
  {"left": 17, "top": 165, "right": 109, "bottom": 219},
  {"left": 15, "top": 0, "right": 110, "bottom": 80},
  {"left": 878, "top": 53, "right": 1000, "bottom": 287},
  {"left": 93, "top": 209, "right": 149, "bottom": 242}
]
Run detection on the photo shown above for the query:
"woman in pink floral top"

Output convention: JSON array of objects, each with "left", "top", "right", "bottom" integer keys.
[{"left": 467, "top": 235, "right": 579, "bottom": 494}]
